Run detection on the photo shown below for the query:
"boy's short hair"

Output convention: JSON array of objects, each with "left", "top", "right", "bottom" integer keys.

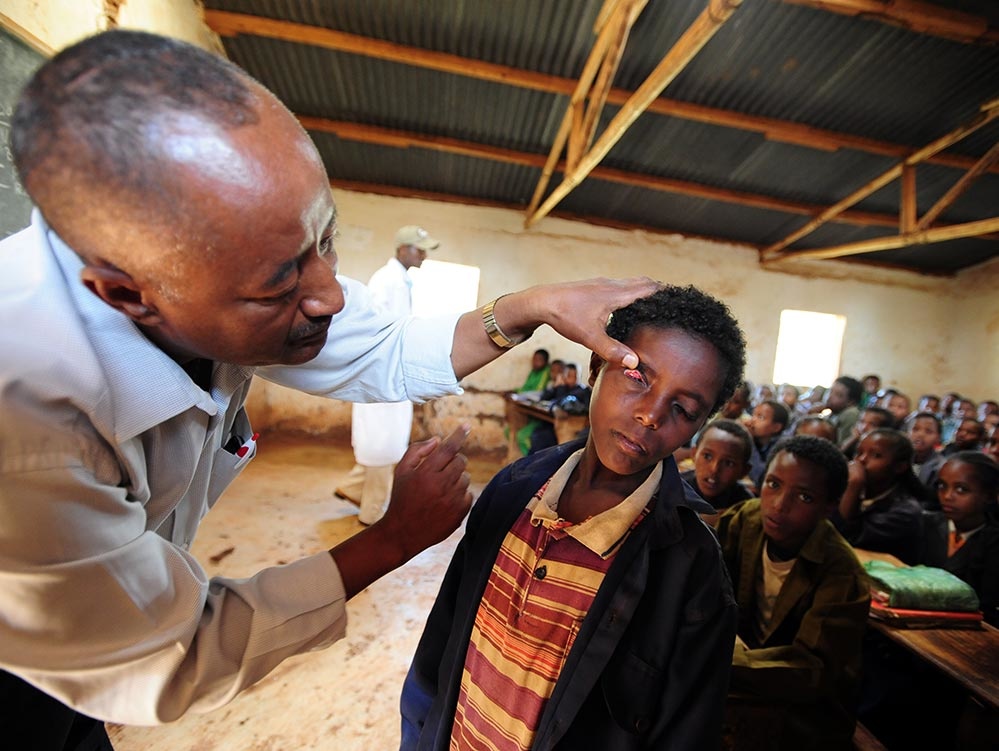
[
  {"left": 767, "top": 435, "right": 849, "bottom": 503},
  {"left": 534, "top": 349, "right": 550, "bottom": 363},
  {"left": 760, "top": 399, "right": 790, "bottom": 429},
  {"left": 795, "top": 415, "right": 835, "bottom": 437},
  {"left": 862, "top": 406, "right": 893, "bottom": 428},
  {"left": 912, "top": 411, "right": 942, "bottom": 434},
  {"left": 696, "top": 418, "right": 753, "bottom": 463},
  {"left": 835, "top": 376, "right": 863, "bottom": 406},
  {"left": 605, "top": 285, "right": 746, "bottom": 415}
]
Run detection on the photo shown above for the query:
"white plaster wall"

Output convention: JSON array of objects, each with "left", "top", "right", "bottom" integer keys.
[
  {"left": 330, "top": 189, "right": 992, "bottom": 397},
  {"left": 1, "top": 0, "right": 221, "bottom": 54}
]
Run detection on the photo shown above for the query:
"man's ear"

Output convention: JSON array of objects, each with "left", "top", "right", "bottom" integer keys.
[
  {"left": 80, "top": 265, "right": 163, "bottom": 325},
  {"left": 588, "top": 351, "right": 606, "bottom": 387}
]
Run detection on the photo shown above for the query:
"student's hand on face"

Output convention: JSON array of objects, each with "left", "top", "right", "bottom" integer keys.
[
  {"left": 539, "top": 277, "right": 661, "bottom": 369},
  {"left": 379, "top": 424, "right": 473, "bottom": 558},
  {"left": 847, "top": 459, "right": 867, "bottom": 490}
]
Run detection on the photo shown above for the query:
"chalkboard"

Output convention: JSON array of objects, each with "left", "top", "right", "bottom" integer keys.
[{"left": 0, "top": 27, "right": 45, "bottom": 240}]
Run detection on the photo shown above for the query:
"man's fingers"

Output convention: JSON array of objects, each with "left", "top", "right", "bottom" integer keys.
[
  {"left": 590, "top": 332, "right": 640, "bottom": 370},
  {"left": 423, "top": 423, "right": 470, "bottom": 471},
  {"left": 397, "top": 435, "right": 441, "bottom": 472}
]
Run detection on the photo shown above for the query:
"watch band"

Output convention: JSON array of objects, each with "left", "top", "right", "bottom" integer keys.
[{"left": 482, "top": 297, "right": 517, "bottom": 349}]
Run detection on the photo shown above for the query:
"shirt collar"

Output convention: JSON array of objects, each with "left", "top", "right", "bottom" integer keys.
[
  {"left": 528, "top": 448, "right": 662, "bottom": 559},
  {"left": 40, "top": 212, "right": 252, "bottom": 440}
]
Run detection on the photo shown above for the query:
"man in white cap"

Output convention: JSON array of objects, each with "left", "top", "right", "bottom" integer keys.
[{"left": 337, "top": 225, "right": 440, "bottom": 524}]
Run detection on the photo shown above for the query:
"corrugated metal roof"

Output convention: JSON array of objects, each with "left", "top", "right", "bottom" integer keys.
[{"left": 203, "top": 0, "right": 999, "bottom": 274}]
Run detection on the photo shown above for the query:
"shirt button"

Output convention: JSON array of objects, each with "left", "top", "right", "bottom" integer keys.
[{"left": 534, "top": 565, "right": 547, "bottom": 580}]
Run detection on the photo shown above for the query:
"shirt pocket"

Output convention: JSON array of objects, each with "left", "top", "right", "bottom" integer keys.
[
  {"left": 600, "top": 650, "right": 664, "bottom": 735},
  {"left": 206, "top": 438, "right": 256, "bottom": 507}
]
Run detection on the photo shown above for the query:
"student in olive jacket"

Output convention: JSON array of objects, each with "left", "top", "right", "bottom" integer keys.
[{"left": 715, "top": 437, "right": 870, "bottom": 751}]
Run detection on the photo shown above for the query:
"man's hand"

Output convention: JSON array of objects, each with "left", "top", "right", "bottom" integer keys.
[
  {"left": 451, "top": 277, "right": 661, "bottom": 378},
  {"left": 378, "top": 424, "right": 473, "bottom": 560},
  {"left": 329, "top": 425, "right": 473, "bottom": 599}
]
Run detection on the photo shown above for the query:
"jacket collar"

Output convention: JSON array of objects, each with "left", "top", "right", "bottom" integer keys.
[{"left": 509, "top": 439, "right": 714, "bottom": 549}]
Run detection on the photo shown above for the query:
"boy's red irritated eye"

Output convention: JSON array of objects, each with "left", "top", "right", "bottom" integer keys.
[{"left": 624, "top": 368, "right": 643, "bottom": 382}]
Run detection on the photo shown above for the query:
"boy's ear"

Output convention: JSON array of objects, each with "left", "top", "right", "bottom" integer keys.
[
  {"left": 588, "top": 351, "right": 606, "bottom": 387},
  {"left": 80, "top": 264, "right": 163, "bottom": 325}
]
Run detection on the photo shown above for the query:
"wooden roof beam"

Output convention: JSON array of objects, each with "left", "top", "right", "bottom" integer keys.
[
  {"left": 525, "top": 0, "right": 641, "bottom": 219},
  {"left": 783, "top": 0, "right": 999, "bottom": 45},
  {"left": 916, "top": 138, "right": 999, "bottom": 230},
  {"left": 526, "top": 0, "right": 742, "bottom": 227},
  {"left": 762, "top": 216, "right": 999, "bottom": 264},
  {"left": 762, "top": 99, "right": 999, "bottom": 260},
  {"left": 203, "top": 10, "right": 999, "bottom": 176},
  {"left": 298, "top": 115, "right": 902, "bottom": 228}
]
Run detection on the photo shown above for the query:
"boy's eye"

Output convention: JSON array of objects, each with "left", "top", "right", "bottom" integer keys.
[
  {"left": 798, "top": 492, "right": 814, "bottom": 504},
  {"left": 623, "top": 368, "right": 646, "bottom": 385},
  {"left": 764, "top": 479, "right": 779, "bottom": 489}
]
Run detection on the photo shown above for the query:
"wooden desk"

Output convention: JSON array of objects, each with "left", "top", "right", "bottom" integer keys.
[
  {"left": 853, "top": 548, "right": 999, "bottom": 712},
  {"left": 868, "top": 620, "right": 999, "bottom": 711},
  {"left": 504, "top": 395, "right": 588, "bottom": 463}
]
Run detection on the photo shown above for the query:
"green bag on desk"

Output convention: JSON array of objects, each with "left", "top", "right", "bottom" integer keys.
[{"left": 864, "top": 560, "right": 980, "bottom": 612}]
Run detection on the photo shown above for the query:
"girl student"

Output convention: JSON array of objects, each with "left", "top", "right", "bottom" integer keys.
[
  {"left": 921, "top": 451, "right": 999, "bottom": 625},
  {"left": 831, "top": 428, "right": 924, "bottom": 564}
]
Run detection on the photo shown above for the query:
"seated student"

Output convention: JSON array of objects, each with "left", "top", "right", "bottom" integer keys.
[
  {"left": 793, "top": 415, "right": 837, "bottom": 443},
  {"left": 511, "top": 348, "right": 553, "bottom": 455},
  {"left": 883, "top": 391, "right": 911, "bottom": 429},
  {"left": 778, "top": 383, "right": 799, "bottom": 412},
  {"left": 681, "top": 418, "right": 753, "bottom": 523},
  {"left": 908, "top": 411, "right": 944, "bottom": 508},
  {"left": 716, "top": 436, "right": 870, "bottom": 751},
  {"left": 942, "top": 417, "right": 985, "bottom": 456},
  {"left": 986, "top": 424, "right": 999, "bottom": 464},
  {"left": 839, "top": 405, "right": 893, "bottom": 459},
  {"left": 528, "top": 363, "right": 592, "bottom": 454},
  {"left": 920, "top": 452, "right": 999, "bottom": 626},
  {"left": 831, "top": 428, "right": 924, "bottom": 564},
  {"left": 747, "top": 399, "right": 790, "bottom": 490},
  {"left": 941, "top": 397, "right": 976, "bottom": 444},
  {"left": 860, "top": 374, "right": 881, "bottom": 408},
  {"left": 916, "top": 393, "right": 940, "bottom": 417},
  {"left": 814, "top": 376, "right": 862, "bottom": 446},
  {"left": 400, "top": 285, "right": 747, "bottom": 751},
  {"left": 547, "top": 358, "right": 566, "bottom": 387}
]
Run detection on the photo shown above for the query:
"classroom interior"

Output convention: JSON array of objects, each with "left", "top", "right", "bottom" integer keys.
[{"left": 2, "top": 1, "right": 999, "bottom": 750}]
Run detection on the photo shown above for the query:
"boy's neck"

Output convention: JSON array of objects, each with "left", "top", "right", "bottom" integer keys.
[
  {"left": 765, "top": 538, "right": 800, "bottom": 562},
  {"left": 561, "top": 447, "right": 658, "bottom": 525},
  {"left": 913, "top": 447, "right": 934, "bottom": 462}
]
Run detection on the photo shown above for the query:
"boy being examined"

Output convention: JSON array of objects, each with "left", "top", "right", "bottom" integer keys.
[
  {"left": 401, "top": 286, "right": 746, "bottom": 751},
  {"left": 681, "top": 418, "right": 753, "bottom": 525},
  {"left": 747, "top": 399, "right": 790, "bottom": 491},
  {"left": 716, "top": 436, "right": 870, "bottom": 751}
]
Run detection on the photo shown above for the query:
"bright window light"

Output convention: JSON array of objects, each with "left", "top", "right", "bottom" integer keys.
[
  {"left": 410, "top": 259, "right": 480, "bottom": 316},
  {"left": 772, "top": 309, "right": 846, "bottom": 388}
]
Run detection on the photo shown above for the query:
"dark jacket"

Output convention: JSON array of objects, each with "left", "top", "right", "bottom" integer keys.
[
  {"left": 921, "top": 512, "right": 999, "bottom": 626},
  {"left": 831, "top": 486, "right": 923, "bottom": 565},
  {"left": 716, "top": 501, "right": 871, "bottom": 750},
  {"left": 400, "top": 440, "right": 738, "bottom": 751}
]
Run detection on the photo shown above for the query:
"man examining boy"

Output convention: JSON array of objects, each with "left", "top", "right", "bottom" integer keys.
[
  {"left": 716, "top": 436, "right": 870, "bottom": 751},
  {"left": 401, "top": 285, "right": 746, "bottom": 750},
  {"left": 0, "top": 29, "right": 659, "bottom": 746}
]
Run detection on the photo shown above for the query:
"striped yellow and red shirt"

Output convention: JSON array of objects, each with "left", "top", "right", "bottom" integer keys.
[{"left": 450, "top": 450, "right": 661, "bottom": 751}]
